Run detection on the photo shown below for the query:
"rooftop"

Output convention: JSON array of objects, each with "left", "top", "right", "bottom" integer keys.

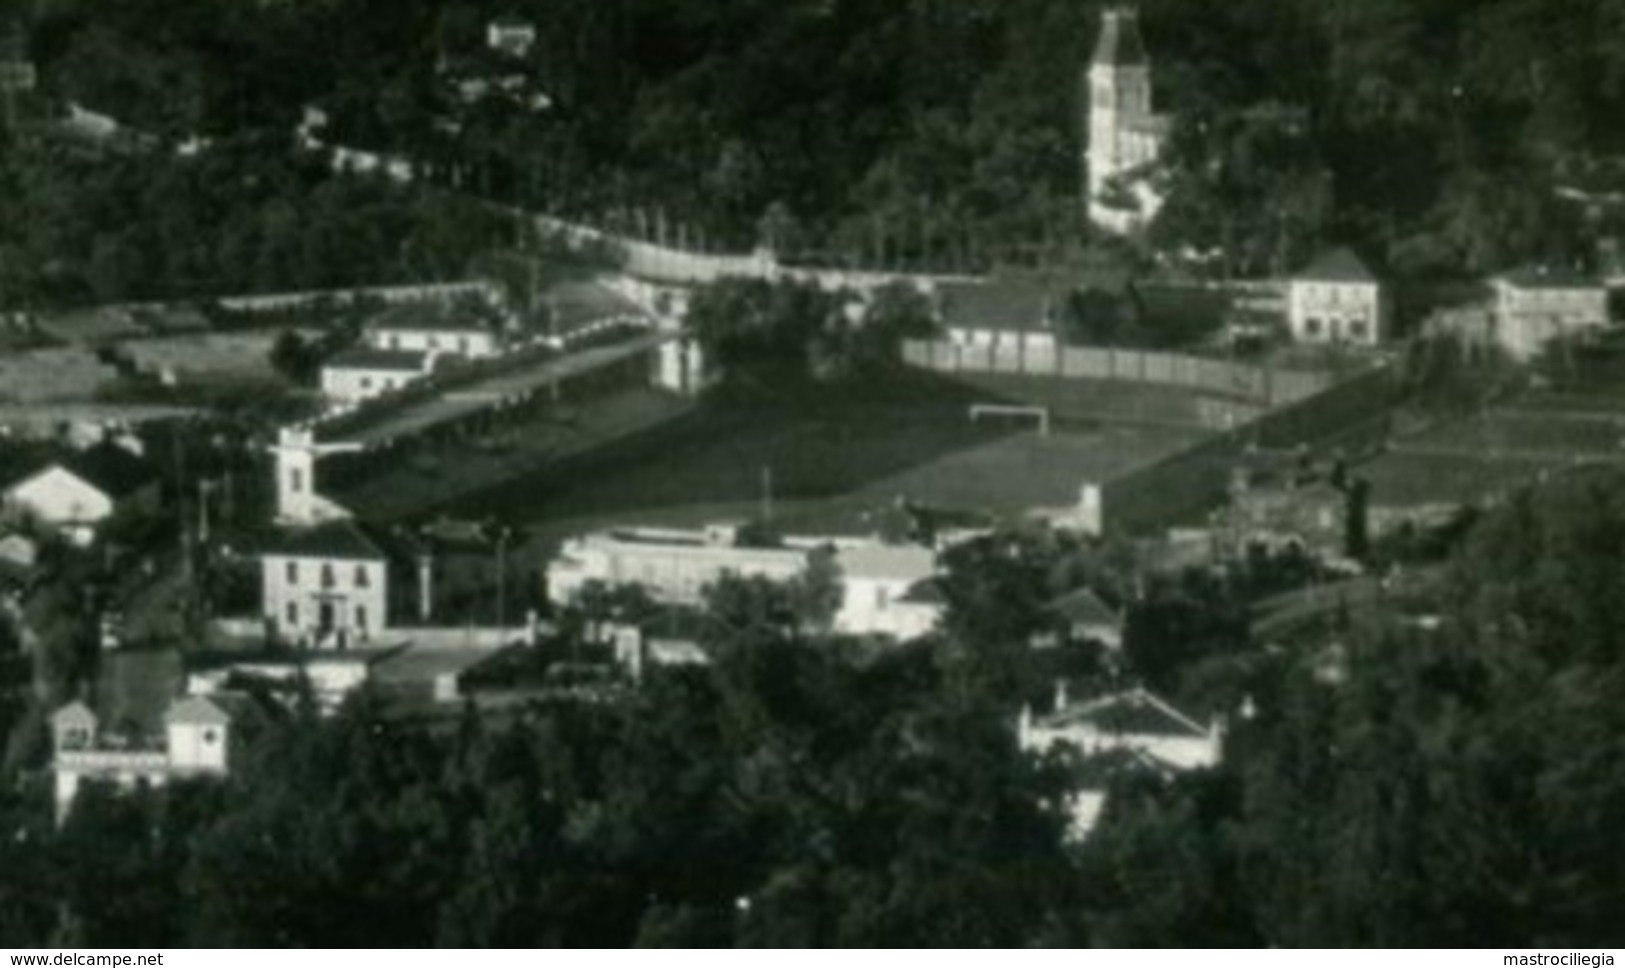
[
  {"left": 1043, "top": 687, "right": 1211, "bottom": 740},
  {"left": 11, "top": 442, "right": 161, "bottom": 500},
  {"left": 1294, "top": 247, "right": 1378, "bottom": 284},
  {"left": 1497, "top": 264, "right": 1601, "bottom": 291},
  {"left": 1049, "top": 587, "right": 1122, "bottom": 627},
  {"left": 937, "top": 280, "right": 1056, "bottom": 334},
  {"left": 325, "top": 347, "right": 430, "bottom": 373},
  {"left": 837, "top": 543, "right": 936, "bottom": 583},
  {"left": 264, "top": 518, "right": 391, "bottom": 562},
  {"left": 367, "top": 301, "right": 494, "bottom": 335}
]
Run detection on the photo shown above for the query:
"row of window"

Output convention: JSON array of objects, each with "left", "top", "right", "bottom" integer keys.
[
  {"left": 1302, "top": 316, "right": 1371, "bottom": 341},
  {"left": 384, "top": 334, "right": 477, "bottom": 353},
  {"left": 284, "top": 601, "right": 370, "bottom": 630},
  {"left": 285, "top": 561, "right": 372, "bottom": 588}
]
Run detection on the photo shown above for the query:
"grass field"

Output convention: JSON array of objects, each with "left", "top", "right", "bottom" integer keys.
[{"left": 435, "top": 372, "right": 1208, "bottom": 555}]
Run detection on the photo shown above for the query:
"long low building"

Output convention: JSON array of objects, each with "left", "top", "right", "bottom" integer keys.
[{"left": 549, "top": 524, "right": 946, "bottom": 640}]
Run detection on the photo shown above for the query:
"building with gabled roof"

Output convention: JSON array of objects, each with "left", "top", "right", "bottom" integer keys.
[
  {"left": 833, "top": 543, "right": 943, "bottom": 640},
  {"left": 260, "top": 518, "right": 399, "bottom": 648},
  {"left": 1286, "top": 247, "right": 1387, "bottom": 346},
  {"left": 1047, "top": 586, "right": 1125, "bottom": 650},
  {"left": 1019, "top": 684, "right": 1223, "bottom": 839},
  {"left": 935, "top": 279, "right": 1062, "bottom": 361},
  {"left": 2, "top": 441, "right": 160, "bottom": 546}
]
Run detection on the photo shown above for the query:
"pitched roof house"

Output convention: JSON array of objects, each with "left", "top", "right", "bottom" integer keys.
[{"left": 3, "top": 442, "right": 160, "bottom": 545}]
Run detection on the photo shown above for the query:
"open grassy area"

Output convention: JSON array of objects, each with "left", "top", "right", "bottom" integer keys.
[{"left": 439, "top": 372, "right": 1208, "bottom": 553}]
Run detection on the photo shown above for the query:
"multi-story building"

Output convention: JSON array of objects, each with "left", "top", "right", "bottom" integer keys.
[
  {"left": 1490, "top": 265, "right": 1609, "bottom": 361},
  {"left": 260, "top": 519, "right": 394, "bottom": 648},
  {"left": 1085, "top": 7, "right": 1170, "bottom": 234},
  {"left": 1286, "top": 248, "right": 1387, "bottom": 346}
]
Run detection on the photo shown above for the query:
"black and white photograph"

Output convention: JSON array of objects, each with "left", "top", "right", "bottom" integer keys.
[{"left": 0, "top": 0, "right": 1624, "bottom": 952}]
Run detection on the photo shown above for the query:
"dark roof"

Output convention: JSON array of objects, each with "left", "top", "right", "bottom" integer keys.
[
  {"left": 1497, "top": 264, "right": 1601, "bottom": 290},
  {"left": 367, "top": 301, "right": 493, "bottom": 335},
  {"left": 265, "top": 519, "right": 389, "bottom": 562},
  {"left": 325, "top": 347, "right": 429, "bottom": 373},
  {"left": 1050, "top": 587, "right": 1121, "bottom": 627},
  {"left": 1294, "top": 247, "right": 1378, "bottom": 284},
  {"left": 58, "top": 443, "right": 158, "bottom": 499},
  {"left": 1092, "top": 8, "right": 1150, "bottom": 68},
  {"left": 900, "top": 576, "right": 949, "bottom": 606},
  {"left": 938, "top": 281, "right": 1055, "bottom": 334}
]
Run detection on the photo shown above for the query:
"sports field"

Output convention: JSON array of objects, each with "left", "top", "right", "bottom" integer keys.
[{"left": 439, "top": 372, "right": 1209, "bottom": 551}]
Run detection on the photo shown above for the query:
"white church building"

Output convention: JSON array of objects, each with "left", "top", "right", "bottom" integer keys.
[{"left": 1086, "top": 6, "right": 1170, "bottom": 234}]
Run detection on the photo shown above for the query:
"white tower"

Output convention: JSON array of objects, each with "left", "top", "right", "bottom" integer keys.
[
  {"left": 1086, "top": 7, "right": 1167, "bottom": 234},
  {"left": 165, "top": 697, "right": 231, "bottom": 773},
  {"left": 271, "top": 426, "right": 361, "bottom": 526}
]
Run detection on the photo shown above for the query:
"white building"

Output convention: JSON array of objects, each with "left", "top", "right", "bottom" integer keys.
[
  {"left": 549, "top": 525, "right": 813, "bottom": 607},
  {"left": 51, "top": 696, "right": 234, "bottom": 823},
  {"left": 1086, "top": 7, "right": 1170, "bottom": 234},
  {"left": 1287, "top": 248, "right": 1387, "bottom": 346},
  {"left": 834, "top": 543, "right": 943, "bottom": 640},
  {"left": 365, "top": 303, "right": 502, "bottom": 359},
  {"left": 261, "top": 519, "right": 391, "bottom": 648},
  {"left": 320, "top": 347, "right": 431, "bottom": 407},
  {"left": 1020, "top": 685, "right": 1222, "bottom": 840},
  {"left": 2, "top": 442, "right": 160, "bottom": 546},
  {"left": 270, "top": 426, "right": 359, "bottom": 527},
  {"left": 1490, "top": 265, "right": 1609, "bottom": 361}
]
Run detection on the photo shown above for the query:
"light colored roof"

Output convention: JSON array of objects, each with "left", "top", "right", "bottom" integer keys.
[
  {"left": 1294, "top": 247, "right": 1378, "bottom": 284},
  {"left": 165, "top": 695, "right": 230, "bottom": 727},
  {"left": 52, "top": 700, "right": 97, "bottom": 728},
  {"left": 1049, "top": 587, "right": 1122, "bottom": 626},
  {"left": 367, "top": 302, "right": 493, "bottom": 335},
  {"left": 1044, "top": 687, "right": 1210, "bottom": 739},
  {"left": 838, "top": 543, "right": 936, "bottom": 583}
]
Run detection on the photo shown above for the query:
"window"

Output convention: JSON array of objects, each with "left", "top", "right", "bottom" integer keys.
[
  {"left": 354, "top": 565, "right": 370, "bottom": 588},
  {"left": 360, "top": 377, "right": 373, "bottom": 391},
  {"left": 290, "top": 468, "right": 304, "bottom": 494},
  {"left": 286, "top": 561, "right": 298, "bottom": 585},
  {"left": 458, "top": 336, "right": 470, "bottom": 354},
  {"left": 429, "top": 336, "right": 441, "bottom": 350},
  {"left": 1349, "top": 319, "right": 1369, "bottom": 341},
  {"left": 355, "top": 605, "right": 368, "bottom": 630},
  {"left": 321, "top": 564, "right": 335, "bottom": 589},
  {"left": 202, "top": 729, "right": 219, "bottom": 745},
  {"left": 390, "top": 335, "right": 402, "bottom": 350},
  {"left": 286, "top": 601, "right": 299, "bottom": 627},
  {"left": 1305, "top": 317, "right": 1323, "bottom": 338}
]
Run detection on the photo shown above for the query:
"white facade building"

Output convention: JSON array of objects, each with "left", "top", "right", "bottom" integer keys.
[
  {"left": 549, "top": 525, "right": 812, "bottom": 606},
  {"left": 261, "top": 519, "right": 391, "bottom": 648},
  {"left": 1086, "top": 7, "right": 1169, "bottom": 234},
  {"left": 1020, "top": 685, "right": 1222, "bottom": 840},
  {"left": 365, "top": 303, "right": 502, "bottom": 359},
  {"left": 2, "top": 443, "right": 159, "bottom": 546},
  {"left": 1491, "top": 266, "right": 1609, "bottom": 361},
  {"left": 834, "top": 544, "right": 943, "bottom": 640},
  {"left": 320, "top": 348, "right": 431, "bottom": 407},
  {"left": 50, "top": 696, "right": 234, "bottom": 823},
  {"left": 1287, "top": 248, "right": 1387, "bottom": 346}
]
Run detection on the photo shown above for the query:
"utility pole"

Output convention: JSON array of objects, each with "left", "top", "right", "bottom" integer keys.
[{"left": 761, "top": 465, "right": 774, "bottom": 523}]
